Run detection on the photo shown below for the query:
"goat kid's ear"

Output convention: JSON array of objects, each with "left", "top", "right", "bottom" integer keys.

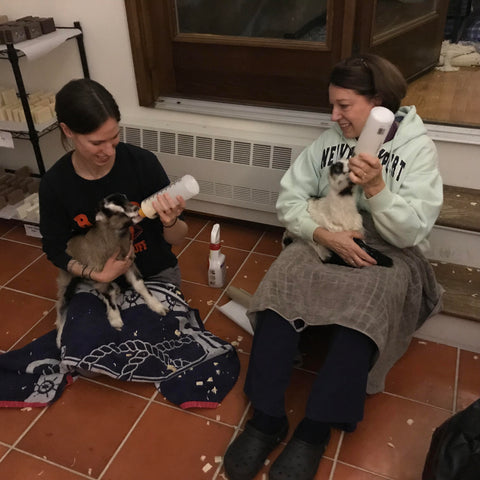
[{"left": 95, "top": 211, "right": 107, "bottom": 223}]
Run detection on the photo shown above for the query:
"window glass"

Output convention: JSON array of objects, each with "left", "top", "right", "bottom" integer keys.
[
  {"left": 374, "top": 0, "right": 438, "bottom": 38},
  {"left": 175, "top": 0, "right": 328, "bottom": 42}
]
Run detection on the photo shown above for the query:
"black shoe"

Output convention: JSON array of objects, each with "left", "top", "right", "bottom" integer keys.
[
  {"left": 224, "top": 422, "right": 288, "bottom": 480},
  {"left": 268, "top": 432, "right": 330, "bottom": 480}
]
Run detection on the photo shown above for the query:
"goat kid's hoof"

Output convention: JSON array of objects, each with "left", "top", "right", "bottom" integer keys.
[
  {"left": 108, "top": 315, "right": 124, "bottom": 331},
  {"left": 149, "top": 301, "right": 168, "bottom": 316}
]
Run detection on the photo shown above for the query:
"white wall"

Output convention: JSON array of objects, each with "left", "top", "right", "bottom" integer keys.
[{"left": 1, "top": 0, "right": 480, "bottom": 188}]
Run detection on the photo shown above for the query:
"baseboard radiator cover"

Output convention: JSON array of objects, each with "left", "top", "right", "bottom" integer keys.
[{"left": 119, "top": 123, "right": 309, "bottom": 224}]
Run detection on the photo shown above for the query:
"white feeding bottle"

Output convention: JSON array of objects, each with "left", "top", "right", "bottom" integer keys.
[
  {"left": 138, "top": 174, "right": 200, "bottom": 219},
  {"left": 355, "top": 106, "right": 395, "bottom": 157},
  {"left": 208, "top": 223, "right": 226, "bottom": 288}
]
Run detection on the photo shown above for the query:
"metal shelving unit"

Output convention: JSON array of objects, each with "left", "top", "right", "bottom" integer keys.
[{"left": 0, "top": 21, "right": 90, "bottom": 175}]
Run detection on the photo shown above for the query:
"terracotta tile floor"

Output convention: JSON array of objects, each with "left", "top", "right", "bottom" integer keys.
[{"left": 0, "top": 212, "right": 479, "bottom": 480}]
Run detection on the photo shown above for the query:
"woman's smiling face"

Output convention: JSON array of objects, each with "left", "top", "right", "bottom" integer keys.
[
  {"left": 329, "top": 84, "right": 377, "bottom": 139},
  {"left": 70, "top": 117, "right": 120, "bottom": 167}
]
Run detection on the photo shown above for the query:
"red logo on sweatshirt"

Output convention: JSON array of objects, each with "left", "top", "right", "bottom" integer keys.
[{"left": 73, "top": 214, "right": 92, "bottom": 228}]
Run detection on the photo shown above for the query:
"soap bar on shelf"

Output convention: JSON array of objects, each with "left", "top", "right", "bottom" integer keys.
[
  {"left": 17, "top": 20, "right": 42, "bottom": 40},
  {"left": 0, "top": 23, "right": 27, "bottom": 44},
  {"left": 17, "top": 16, "right": 55, "bottom": 34}
]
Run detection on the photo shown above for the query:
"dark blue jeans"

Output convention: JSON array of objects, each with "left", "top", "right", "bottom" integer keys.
[{"left": 244, "top": 309, "right": 377, "bottom": 430}]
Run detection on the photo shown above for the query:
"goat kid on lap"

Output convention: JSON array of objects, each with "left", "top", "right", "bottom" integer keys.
[
  {"left": 283, "top": 158, "right": 393, "bottom": 268},
  {"left": 55, "top": 193, "right": 168, "bottom": 348}
]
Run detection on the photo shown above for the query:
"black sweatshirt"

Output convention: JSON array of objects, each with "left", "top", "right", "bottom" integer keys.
[{"left": 39, "top": 143, "right": 178, "bottom": 278}]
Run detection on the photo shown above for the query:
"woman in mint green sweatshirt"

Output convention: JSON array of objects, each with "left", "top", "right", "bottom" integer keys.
[{"left": 224, "top": 54, "right": 443, "bottom": 480}]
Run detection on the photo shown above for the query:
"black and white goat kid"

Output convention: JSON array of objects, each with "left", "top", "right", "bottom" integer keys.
[
  {"left": 55, "top": 193, "right": 168, "bottom": 348},
  {"left": 283, "top": 158, "right": 393, "bottom": 268}
]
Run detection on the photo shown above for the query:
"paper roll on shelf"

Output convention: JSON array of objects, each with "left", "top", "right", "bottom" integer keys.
[
  {"left": 225, "top": 286, "right": 251, "bottom": 309},
  {"left": 216, "top": 301, "right": 254, "bottom": 335},
  {"left": 215, "top": 286, "right": 254, "bottom": 335}
]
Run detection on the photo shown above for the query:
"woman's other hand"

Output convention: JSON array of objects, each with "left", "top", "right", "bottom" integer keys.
[
  {"left": 152, "top": 192, "right": 185, "bottom": 227},
  {"left": 314, "top": 228, "right": 377, "bottom": 267},
  {"left": 151, "top": 192, "right": 188, "bottom": 245},
  {"left": 348, "top": 153, "right": 385, "bottom": 198}
]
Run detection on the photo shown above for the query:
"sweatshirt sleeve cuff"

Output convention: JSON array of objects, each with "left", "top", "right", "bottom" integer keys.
[
  {"left": 299, "top": 217, "right": 320, "bottom": 241},
  {"left": 365, "top": 186, "right": 395, "bottom": 212}
]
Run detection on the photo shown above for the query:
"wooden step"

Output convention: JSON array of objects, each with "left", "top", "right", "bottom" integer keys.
[
  {"left": 431, "top": 261, "right": 480, "bottom": 323},
  {"left": 431, "top": 185, "right": 480, "bottom": 322},
  {"left": 437, "top": 185, "right": 480, "bottom": 232}
]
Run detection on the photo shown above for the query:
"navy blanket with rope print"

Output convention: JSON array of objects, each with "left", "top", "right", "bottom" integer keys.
[{"left": 0, "top": 281, "right": 240, "bottom": 409}]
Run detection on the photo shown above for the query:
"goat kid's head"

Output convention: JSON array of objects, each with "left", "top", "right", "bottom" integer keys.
[
  {"left": 95, "top": 193, "right": 141, "bottom": 227},
  {"left": 328, "top": 157, "right": 354, "bottom": 194}
]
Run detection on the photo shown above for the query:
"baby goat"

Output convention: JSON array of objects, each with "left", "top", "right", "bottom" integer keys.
[
  {"left": 55, "top": 193, "right": 168, "bottom": 348},
  {"left": 283, "top": 158, "right": 393, "bottom": 268}
]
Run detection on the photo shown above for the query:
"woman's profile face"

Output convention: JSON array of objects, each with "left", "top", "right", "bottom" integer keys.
[
  {"left": 61, "top": 117, "right": 120, "bottom": 168},
  {"left": 328, "top": 84, "right": 377, "bottom": 139}
]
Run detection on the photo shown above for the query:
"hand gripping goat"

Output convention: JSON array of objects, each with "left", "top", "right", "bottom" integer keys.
[
  {"left": 282, "top": 158, "right": 393, "bottom": 268},
  {"left": 55, "top": 193, "right": 168, "bottom": 348}
]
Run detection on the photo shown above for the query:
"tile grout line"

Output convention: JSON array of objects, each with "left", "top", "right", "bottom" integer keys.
[
  {"left": 378, "top": 390, "right": 455, "bottom": 414},
  {"left": 82, "top": 375, "right": 246, "bottom": 430},
  {"left": 203, "top": 231, "right": 267, "bottom": 326},
  {"left": 0, "top": 223, "right": 21, "bottom": 238},
  {"left": 334, "top": 459, "right": 396, "bottom": 479},
  {"left": 12, "top": 447, "right": 96, "bottom": 480},
  {"left": 0, "top": 406, "right": 82, "bottom": 473},
  {"left": 6, "top": 304, "right": 56, "bottom": 353},
  {"left": 2, "top": 285, "right": 56, "bottom": 303},
  {"left": 7, "top": 446, "right": 95, "bottom": 479},
  {"left": 1, "top": 251, "right": 45, "bottom": 289},
  {"left": 97, "top": 390, "right": 160, "bottom": 480},
  {"left": 175, "top": 217, "right": 211, "bottom": 257},
  {"left": 0, "top": 236, "right": 43, "bottom": 249},
  {"left": 212, "top": 401, "right": 253, "bottom": 480},
  {"left": 149, "top": 398, "right": 240, "bottom": 429},
  {"left": 6, "top": 406, "right": 49, "bottom": 449},
  {"left": 453, "top": 347, "right": 460, "bottom": 413},
  {"left": 327, "top": 429, "right": 345, "bottom": 480}
]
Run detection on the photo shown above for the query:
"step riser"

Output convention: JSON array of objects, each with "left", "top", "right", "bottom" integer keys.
[
  {"left": 427, "top": 226, "right": 480, "bottom": 269},
  {"left": 435, "top": 137, "right": 480, "bottom": 189}
]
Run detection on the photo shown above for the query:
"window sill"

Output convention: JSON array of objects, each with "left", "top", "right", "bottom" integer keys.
[{"left": 155, "top": 96, "right": 480, "bottom": 146}]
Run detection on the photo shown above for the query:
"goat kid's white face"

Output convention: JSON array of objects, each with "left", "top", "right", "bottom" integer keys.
[
  {"left": 95, "top": 199, "right": 141, "bottom": 224},
  {"left": 328, "top": 158, "right": 352, "bottom": 193}
]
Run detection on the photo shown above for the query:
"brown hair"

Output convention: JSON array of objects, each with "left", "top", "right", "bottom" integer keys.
[
  {"left": 329, "top": 54, "right": 407, "bottom": 113},
  {"left": 56, "top": 78, "right": 121, "bottom": 150}
]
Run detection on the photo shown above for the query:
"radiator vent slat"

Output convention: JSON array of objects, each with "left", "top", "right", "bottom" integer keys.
[
  {"left": 196, "top": 136, "right": 213, "bottom": 160},
  {"left": 126, "top": 127, "right": 141, "bottom": 147},
  {"left": 160, "top": 131, "right": 176, "bottom": 154},
  {"left": 215, "top": 183, "right": 233, "bottom": 198},
  {"left": 271, "top": 191, "right": 279, "bottom": 206},
  {"left": 214, "top": 139, "right": 232, "bottom": 163},
  {"left": 120, "top": 124, "right": 297, "bottom": 214},
  {"left": 198, "top": 179, "right": 214, "bottom": 196},
  {"left": 272, "top": 146, "right": 292, "bottom": 171},
  {"left": 252, "top": 188, "right": 271, "bottom": 205},
  {"left": 233, "top": 141, "right": 251, "bottom": 165},
  {"left": 178, "top": 134, "right": 194, "bottom": 157},
  {"left": 142, "top": 129, "right": 159, "bottom": 152},
  {"left": 233, "top": 186, "right": 251, "bottom": 202},
  {"left": 252, "top": 144, "right": 271, "bottom": 168}
]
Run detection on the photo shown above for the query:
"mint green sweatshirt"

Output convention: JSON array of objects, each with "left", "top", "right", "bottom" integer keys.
[{"left": 276, "top": 106, "right": 443, "bottom": 251}]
